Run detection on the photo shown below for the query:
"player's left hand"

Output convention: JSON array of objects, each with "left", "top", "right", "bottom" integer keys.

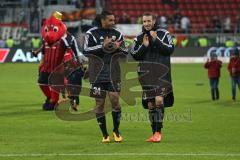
[
  {"left": 103, "top": 39, "right": 121, "bottom": 54},
  {"left": 150, "top": 31, "right": 157, "bottom": 41},
  {"left": 113, "top": 40, "right": 122, "bottom": 50},
  {"left": 155, "top": 96, "right": 164, "bottom": 106},
  {"left": 31, "top": 50, "right": 38, "bottom": 57},
  {"left": 103, "top": 36, "right": 112, "bottom": 48}
]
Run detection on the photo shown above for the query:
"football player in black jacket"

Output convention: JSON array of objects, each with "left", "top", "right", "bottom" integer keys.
[
  {"left": 131, "top": 12, "right": 174, "bottom": 142},
  {"left": 84, "top": 10, "right": 126, "bottom": 143}
]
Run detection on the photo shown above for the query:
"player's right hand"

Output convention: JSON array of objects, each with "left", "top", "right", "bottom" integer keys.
[
  {"left": 103, "top": 36, "right": 119, "bottom": 53},
  {"left": 31, "top": 50, "right": 38, "bottom": 57},
  {"left": 143, "top": 34, "right": 149, "bottom": 47},
  {"left": 103, "top": 36, "right": 112, "bottom": 48}
]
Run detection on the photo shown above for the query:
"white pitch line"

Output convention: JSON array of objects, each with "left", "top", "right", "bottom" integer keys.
[{"left": 1, "top": 153, "right": 240, "bottom": 157}]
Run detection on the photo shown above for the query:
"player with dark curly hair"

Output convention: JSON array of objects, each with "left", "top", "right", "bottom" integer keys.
[{"left": 84, "top": 10, "right": 127, "bottom": 143}]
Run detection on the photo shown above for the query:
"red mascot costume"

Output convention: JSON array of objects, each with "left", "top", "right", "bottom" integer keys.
[{"left": 38, "top": 11, "right": 84, "bottom": 110}]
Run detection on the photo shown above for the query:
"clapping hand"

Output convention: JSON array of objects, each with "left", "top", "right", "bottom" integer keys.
[
  {"left": 103, "top": 36, "right": 121, "bottom": 53},
  {"left": 143, "top": 34, "right": 149, "bottom": 47},
  {"left": 150, "top": 31, "right": 157, "bottom": 41}
]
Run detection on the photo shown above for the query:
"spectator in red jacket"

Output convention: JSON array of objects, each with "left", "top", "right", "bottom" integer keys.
[
  {"left": 204, "top": 53, "right": 222, "bottom": 100},
  {"left": 228, "top": 47, "right": 240, "bottom": 101}
]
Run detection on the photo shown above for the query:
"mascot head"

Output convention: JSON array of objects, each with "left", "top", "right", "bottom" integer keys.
[{"left": 41, "top": 11, "right": 67, "bottom": 45}]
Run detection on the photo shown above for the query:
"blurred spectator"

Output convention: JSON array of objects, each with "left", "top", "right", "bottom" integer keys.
[
  {"left": 173, "top": 9, "right": 182, "bottom": 32},
  {"left": 197, "top": 35, "right": 209, "bottom": 47},
  {"left": 31, "top": 36, "right": 41, "bottom": 49},
  {"left": 204, "top": 53, "right": 222, "bottom": 101},
  {"left": 167, "top": 24, "right": 175, "bottom": 34},
  {"left": 166, "top": 15, "right": 175, "bottom": 33},
  {"left": 0, "top": 36, "right": 6, "bottom": 48},
  {"left": 137, "top": 16, "right": 142, "bottom": 24},
  {"left": 180, "top": 36, "right": 189, "bottom": 47},
  {"left": 180, "top": 16, "right": 191, "bottom": 33},
  {"left": 157, "top": 15, "right": 167, "bottom": 29},
  {"left": 71, "top": 0, "right": 83, "bottom": 8},
  {"left": 228, "top": 47, "right": 240, "bottom": 101},
  {"left": 223, "top": 16, "right": 232, "bottom": 33},
  {"left": 162, "top": 0, "right": 178, "bottom": 9},
  {"left": 118, "top": 12, "right": 131, "bottom": 24},
  {"left": 29, "top": 7, "right": 40, "bottom": 33},
  {"left": 29, "top": 0, "right": 39, "bottom": 7},
  {"left": 225, "top": 38, "right": 235, "bottom": 47},
  {"left": 204, "top": 17, "right": 213, "bottom": 33},
  {"left": 82, "top": 0, "right": 95, "bottom": 8},
  {"left": 21, "top": 0, "right": 28, "bottom": 8},
  {"left": 20, "top": 0, "right": 28, "bottom": 24},
  {"left": 167, "top": 15, "right": 174, "bottom": 25},
  {"left": 172, "top": 36, "right": 177, "bottom": 46},
  {"left": 130, "top": 17, "right": 136, "bottom": 24},
  {"left": 212, "top": 16, "right": 222, "bottom": 33},
  {"left": 6, "top": 36, "right": 14, "bottom": 48},
  {"left": 235, "top": 16, "right": 240, "bottom": 33}
]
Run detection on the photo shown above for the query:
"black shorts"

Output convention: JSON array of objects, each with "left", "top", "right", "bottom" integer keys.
[
  {"left": 90, "top": 82, "right": 121, "bottom": 98},
  {"left": 38, "top": 72, "right": 50, "bottom": 85},
  {"left": 142, "top": 91, "right": 174, "bottom": 109},
  {"left": 142, "top": 86, "right": 172, "bottom": 99}
]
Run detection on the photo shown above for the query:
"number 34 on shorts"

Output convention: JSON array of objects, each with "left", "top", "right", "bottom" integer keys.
[{"left": 90, "top": 84, "right": 106, "bottom": 98}]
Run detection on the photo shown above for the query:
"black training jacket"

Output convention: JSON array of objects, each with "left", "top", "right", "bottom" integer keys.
[{"left": 83, "top": 27, "right": 126, "bottom": 83}]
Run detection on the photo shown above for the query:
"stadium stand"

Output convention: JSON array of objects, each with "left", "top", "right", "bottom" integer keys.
[
  {"left": 107, "top": 0, "right": 240, "bottom": 33},
  {"left": 0, "top": 0, "right": 98, "bottom": 46},
  {"left": 0, "top": 0, "right": 239, "bottom": 48},
  {"left": 0, "top": 0, "right": 30, "bottom": 45}
]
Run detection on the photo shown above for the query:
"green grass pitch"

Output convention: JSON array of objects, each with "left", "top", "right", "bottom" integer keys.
[{"left": 0, "top": 63, "right": 240, "bottom": 160}]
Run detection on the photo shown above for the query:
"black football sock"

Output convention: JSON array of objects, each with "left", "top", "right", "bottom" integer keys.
[
  {"left": 45, "top": 97, "right": 50, "bottom": 103},
  {"left": 96, "top": 113, "right": 108, "bottom": 138},
  {"left": 216, "top": 88, "right": 219, "bottom": 100},
  {"left": 211, "top": 88, "right": 215, "bottom": 100},
  {"left": 112, "top": 110, "right": 121, "bottom": 134},
  {"left": 154, "top": 106, "right": 164, "bottom": 133},
  {"left": 75, "top": 96, "right": 79, "bottom": 105},
  {"left": 148, "top": 109, "right": 156, "bottom": 134},
  {"left": 68, "top": 96, "right": 79, "bottom": 105}
]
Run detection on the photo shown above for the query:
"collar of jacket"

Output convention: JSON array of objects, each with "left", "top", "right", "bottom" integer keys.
[
  {"left": 142, "top": 24, "right": 158, "bottom": 35},
  {"left": 99, "top": 27, "right": 114, "bottom": 32}
]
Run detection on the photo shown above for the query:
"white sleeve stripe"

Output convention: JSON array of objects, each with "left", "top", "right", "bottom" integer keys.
[
  {"left": 117, "top": 33, "right": 123, "bottom": 41},
  {"left": 86, "top": 27, "right": 98, "bottom": 33},
  {"left": 70, "top": 35, "right": 73, "bottom": 39},
  {"left": 87, "top": 33, "right": 97, "bottom": 43},
  {"left": 67, "top": 35, "right": 77, "bottom": 60},
  {"left": 84, "top": 36, "right": 88, "bottom": 50},
  {"left": 73, "top": 38, "right": 83, "bottom": 56},
  {"left": 62, "top": 37, "right": 69, "bottom": 47},
  {"left": 161, "top": 32, "right": 167, "bottom": 41},
  {"left": 157, "top": 37, "right": 173, "bottom": 48},
  {"left": 92, "top": 34, "right": 97, "bottom": 43},
  {"left": 156, "top": 28, "right": 169, "bottom": 34},
  {"left": 84, "top": 45, "right": 102, "bottom": 51},
  {"left": 86, "top": 31, "right": 98, "bottom": 43},
  {"left": 131, "top": 41, "right": 143, "bottom": 55}
]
